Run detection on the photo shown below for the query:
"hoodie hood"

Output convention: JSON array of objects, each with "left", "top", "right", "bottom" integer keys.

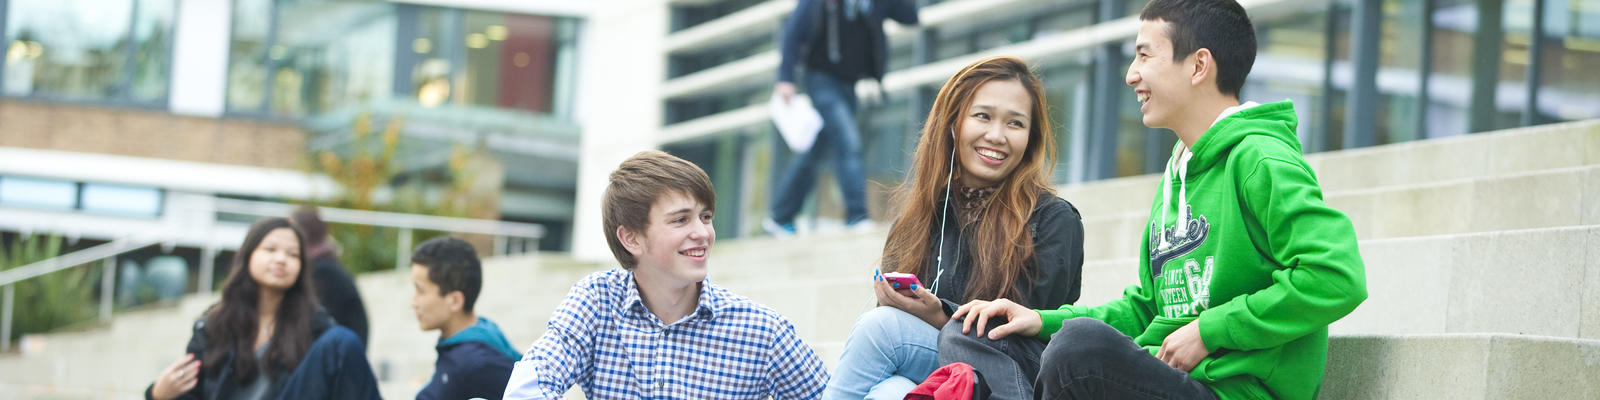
[
  {"left": 1156, "top": 100, "right": 1298, "bottom": 251},
  {"left": 438, "top": 316, "right": 521, "bottom": 361},
  {"left": 1186, "top": 100, "right": 1300, "bottom": 175}
]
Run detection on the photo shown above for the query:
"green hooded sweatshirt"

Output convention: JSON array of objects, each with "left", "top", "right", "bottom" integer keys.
[{"left": 1036, "top": 100, "right": 1367, "bottom": 400}]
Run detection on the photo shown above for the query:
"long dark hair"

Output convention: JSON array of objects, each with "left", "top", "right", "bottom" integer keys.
[
  {"left": 883, "top": 56, "right": 1057, "bottom": 303},
  {"left": 202, "top": 217, "right": 319, "bottom": 382}
]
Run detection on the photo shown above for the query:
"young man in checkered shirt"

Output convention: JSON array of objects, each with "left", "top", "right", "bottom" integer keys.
[{"left": 502, "top": 150, "right": 830, "bottom": 400}]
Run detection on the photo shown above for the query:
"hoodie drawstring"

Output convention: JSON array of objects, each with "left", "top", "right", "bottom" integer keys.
[{"left": 1157, "top": 143, "right": 1191, "bottom": 251}]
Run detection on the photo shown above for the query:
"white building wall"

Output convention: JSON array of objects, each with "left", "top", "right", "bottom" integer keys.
[
  {"left": 568, "top": 0, "right": 671, "bottom": 263},
  {"left": 167, "top": 0, "right": 231, "bottom": 117}
]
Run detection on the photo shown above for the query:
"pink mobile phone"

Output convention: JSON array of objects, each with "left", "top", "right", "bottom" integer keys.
[{"left": 882, "top": 272, "right": 923, "bottom": 290}]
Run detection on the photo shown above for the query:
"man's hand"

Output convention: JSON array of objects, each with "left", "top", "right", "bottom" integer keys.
[
  {"left": 873, "top": 270, "right": 946, "bottom": 328},
  {"left": 950, "top": 298, "right": 1041, "bottom": 340},
  {"left": 1156, "top": 319, "right": 1209, "bottom": 372},
  {"left": 774, "top": 82, "right": 797, "bottom": 104}
]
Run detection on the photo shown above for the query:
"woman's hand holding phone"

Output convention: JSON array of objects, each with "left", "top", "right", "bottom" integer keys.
[{"left": 873, "top": 269, "right": 949, "bottom": 328}]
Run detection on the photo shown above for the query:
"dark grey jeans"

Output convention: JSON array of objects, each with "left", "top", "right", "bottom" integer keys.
[{"left": 939, "top": 317, "right": 1219, "bottom": 400}]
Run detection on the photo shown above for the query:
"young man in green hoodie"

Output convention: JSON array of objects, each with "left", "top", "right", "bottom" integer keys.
[
  {"left": 409, "top": 236, "right": 521, "bottom": 400},
  {"left": 937, "top": 1, "right": 1368, "bottom": 399}
]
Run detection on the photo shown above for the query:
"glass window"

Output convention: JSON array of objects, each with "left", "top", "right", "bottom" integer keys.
[
  {"left": 1375, "top": 0, "right": 1426, "bottom": 145},
  {"left": 1535, "top": 0, "right": 1600, "bottom": 123},
  {"left": 407, "top": 7, "right": 456, "bottom": 108},
  {"left": 1247, "top": 6, "right": 1331, "bottom": 151},
  {"left": 670, "top": 0, "right": 765, "bottom": 32},
  {"left": 1491, "top": 0, "right": 1534, "bottom": 131},
  {"left": 0, "top": 176, "right": 77, "bottom": 210},
  {"left": 1114, "top": 70, "right": 1159, "bottom": 178},
  {"left": 81, "top": 183, "right": 162, "bottom": 216},
  {"left": 1430, "top": 0, "right": 1532, "bottom": 133},
  {"left": 460, "top": 11, "right": 557, "bottom": 113},
  {"left": 274, "top": 0, "right": 394, "bottom": 116},
  {"left": 1033, "top": 7, "right": 1095, "bottom": 39},
  {"left": 228, "top": 0, "right": 395, "bottom": 116},
  {"left": 3, "top": 0, "right": 175, "bottom": 103},
  {"left": 1038, "top": 62, "right": 1091, "bottom": 183},
  {"left": 226, "top": 0, "right": 272, "bottom": 112},
  {"left": 1324, "top": 0, "right": 1355, "bottom": 151},
  {"left": 1425, "top": 0, "right": 1475, "bottom": 138},
  {"left": 130, "top": 0, "right": 176, "bottom": 102},
  {"left": 667, "top": 34, "right": 773, "bottom": 79},
  {"left": 399, "top": 8, "right": 578, "bottom": 116},
  {"left": 1124, "top": 0, "right": 1151, "bottom": 17},
  {"left": 859, "top": 90, "right": 914, "bottom": 182}
]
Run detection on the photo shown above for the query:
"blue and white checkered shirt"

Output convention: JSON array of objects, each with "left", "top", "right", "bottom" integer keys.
[{"left": 503, "top": 268, "right": 829, "bottom": 400}]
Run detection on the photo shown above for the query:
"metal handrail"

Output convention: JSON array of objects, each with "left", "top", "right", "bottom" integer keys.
[
  {"left": 211, "top": 198, "right": 546, "bottom": 238},
  {"left": 1, "top": 199, "right": 546, "bottom": 351},
  {"left": 0, "top": 234, "right": 166, "bottom": 288}
]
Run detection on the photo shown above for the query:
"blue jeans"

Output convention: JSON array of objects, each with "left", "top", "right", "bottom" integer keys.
[
  {"left": 937, "top": 316, "right": 1047, "bottom": 400},
  {"left": 823, "top": 307, "right": 942, "bottom": 400},
  {"left": 276, "top": 326, "right": 381, "bottom": 400},
  {"left": 772, "top": 71, "right": 870, "bottom": 225}
]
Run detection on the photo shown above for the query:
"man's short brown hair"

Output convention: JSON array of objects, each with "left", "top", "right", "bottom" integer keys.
[{"left": 602, "top": 150, "right": 716, "bottom": 269}]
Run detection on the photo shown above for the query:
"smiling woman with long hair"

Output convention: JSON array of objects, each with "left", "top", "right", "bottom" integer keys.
[
  {"left": 822, "top": 56, "right": 1085, "bottom": 399},
  {"left": 145, "top": 217, "right": 379, "bottom": 400}
]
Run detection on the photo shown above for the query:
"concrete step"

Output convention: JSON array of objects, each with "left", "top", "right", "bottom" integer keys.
[
  {"left": 1060, "top": 119, "right": 1600, "bottom": 217},
  {"left": 1310, "top": 119, "right": 1599, "bottom": 199},
  {"left": 709, "top": 163, "right": 1600, "bottom": 272},
  {"left": 6, "top": 223, "right": 1595, "bottom": 397},
  {"left": 0, "top": 383, "right": 120, "bottom": 400},
  {"left": 1334, "top": 225, "right": 1600, "bottom": 340},
  {"left": 1078, "top": 164, "right": 1600, "bottom": 262},
  {"left": 1076, "top": 225, "right": 1600, "bottom": 341},
  {"left": 685, "top": 225, "right": 1600, "bottom": 346},
  {"left": 707, "top": 229, "right": 889, "bottom": 282},
  {"left": 1320, "top": 333, "right": 1600, "bottom": 399},
  {"left": 1327, "top": 165, "right": 1599, "bottom": 241}
]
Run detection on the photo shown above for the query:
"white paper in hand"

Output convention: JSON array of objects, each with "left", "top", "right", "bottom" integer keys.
[{"left": 769, "top": 92, "right": 823, "bottom": 153}]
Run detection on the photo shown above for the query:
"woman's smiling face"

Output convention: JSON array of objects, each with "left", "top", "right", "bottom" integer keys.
[{"left": 954, "top": 78, "right": 1033, "bottom": 188}]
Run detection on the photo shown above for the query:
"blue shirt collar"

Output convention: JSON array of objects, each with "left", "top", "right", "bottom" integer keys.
[{"left": 621, "top": 269, "right": 721, "bottom": 325}]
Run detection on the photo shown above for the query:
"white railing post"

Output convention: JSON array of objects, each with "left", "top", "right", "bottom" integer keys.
[
  {"left": 396, "top": 228, "right": 413, "bottom": 271},
  {"left": 2, "top": 284, "right": 13, "bottom": 352},
  {"left": 493, "top": 235, "right": 507, "bottom": 257},
  {"left": 199, "top": 244, "right": 216, "bottom": 294},
  {"left": 100, "top": 258, "right": 115, "bottom": 322}
]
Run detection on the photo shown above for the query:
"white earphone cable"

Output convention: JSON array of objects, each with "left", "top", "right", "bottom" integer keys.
[{"left": 932, "top": 128, "right": 957, "bottom": 295}]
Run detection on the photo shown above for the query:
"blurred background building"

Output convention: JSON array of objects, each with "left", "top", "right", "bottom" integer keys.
[
  {"left": 0, "top": 0, "right": 587, "bottom": 303},
  {"left": 571, "top": 0, "right": 1600, "bottom": 261}
]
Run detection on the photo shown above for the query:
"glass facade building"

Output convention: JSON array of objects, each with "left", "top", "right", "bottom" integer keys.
[
  {"left": 0, "top": 0, "right": 585, "bottom": 250},
  {"left": 3, "top": 0, "right": 176, "bottom": 105},
  {"left": 658, "top": 0, "right": 1600, "bottom": 239}
]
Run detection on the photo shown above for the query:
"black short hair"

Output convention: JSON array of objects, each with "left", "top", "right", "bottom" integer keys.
[
  {"left": 410, "top": 237, "right": 483, "bottom": 312},
  {"left": 1140, "top": 0, "right": 1256, "bottom": 97}
]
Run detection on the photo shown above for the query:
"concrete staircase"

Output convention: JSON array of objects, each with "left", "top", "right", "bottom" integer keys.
[
  {"left": 0, "top": 120, "right": 1596, "bottom": 399},
  {"left": 1320, "top": 333, "right": 1600, "bottom": 399}
]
